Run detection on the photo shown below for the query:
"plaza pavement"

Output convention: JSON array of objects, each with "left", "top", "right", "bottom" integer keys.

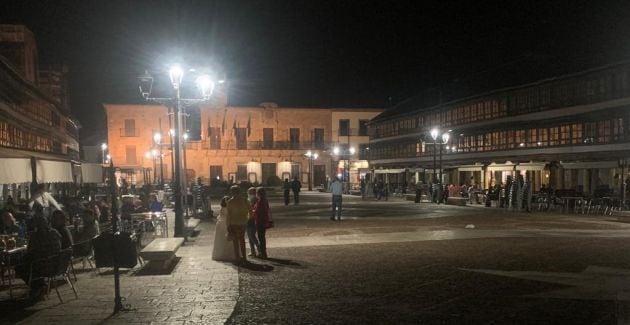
[{"left": 3, "top": 191, "right": 630, "bottom": 324}]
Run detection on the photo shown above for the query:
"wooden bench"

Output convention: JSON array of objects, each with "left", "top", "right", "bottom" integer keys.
[
  {"left": 139, "top": 238, "right": 184, "bottom": 269},
  {"left": 446, "top": 197, "right": 467, "bottom": 206}
]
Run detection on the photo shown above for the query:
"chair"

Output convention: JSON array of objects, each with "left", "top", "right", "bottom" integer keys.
[
  {"left": 29, "top": 249, "right": 78, "bottom": 303},
  {"left": 70, "top": 238, "right": 96, "bottom": 281}
]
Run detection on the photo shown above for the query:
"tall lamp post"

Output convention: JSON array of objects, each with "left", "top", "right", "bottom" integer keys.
[
  {"left": 332, "top": 146, "right": 355, "bottom": 194},
  {"left": 430, "top": 128, "right": 438, "bottom": 183},
  {"left": 138, "top": 66, "right": 216, "bottom": 238},
  {"left": 305, "top": 150, "right": 319, "bottom": 191},
  {"left": 101, "top": 143, "right": 108, "bottom": 164},
  {"left": 439, "top": 132, "right": 450, "bottom": 184},
  {"left": 153, "top": 132, "right": 164, "bottom": 186}
]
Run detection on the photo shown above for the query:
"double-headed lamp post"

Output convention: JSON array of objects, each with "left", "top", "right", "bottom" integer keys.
[
  {"left": 138, "top": 65, "right": 215, "bottom": 238},
  {"left": 430, "top": 128, "right": 450, "bottom": 184},
  {"left": 305, "top": 150, "right": 319, "bottom": 191},
  {"left": 101, "top": 143, "right": 108, "bottom": 164}
]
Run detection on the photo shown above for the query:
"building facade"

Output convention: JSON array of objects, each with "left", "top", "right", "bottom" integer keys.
[
  {"left": 104, "top": 97, "right": 382, "bottom": 189},
  {"left": 368, "top": 62, "right": 630, "bottom": 195},
  {"left": 0, "top": 25, "right": 83, "bottom": 198}
]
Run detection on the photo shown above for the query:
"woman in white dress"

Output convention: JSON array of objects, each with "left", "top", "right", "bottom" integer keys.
[{"left": 212, "top": 196, "right": 237, "bottom": 261}]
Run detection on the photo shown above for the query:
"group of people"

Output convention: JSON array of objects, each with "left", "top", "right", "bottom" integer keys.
[
  {"left": 282, "top": 177, "right": 302, "bottom": 205},
  {"left": 1, "top": 191, "right": 102, "bottom": 302},
  {"left": 212, "top": 185, "right": 272, "bottom": 264}
]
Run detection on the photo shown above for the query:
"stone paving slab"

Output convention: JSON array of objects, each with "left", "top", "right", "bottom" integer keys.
[{"left": 0, "top": 211, "right": 239, "bottom": 325}]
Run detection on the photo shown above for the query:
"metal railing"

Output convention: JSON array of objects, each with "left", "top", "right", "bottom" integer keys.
[
  {"left": 120, "top": 128, "right": 138, "bottom": 137},
  {"left": 201, "top": 140, "right": 328, "bottom": 151}
]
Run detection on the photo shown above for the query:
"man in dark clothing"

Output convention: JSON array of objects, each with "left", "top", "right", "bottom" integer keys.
[
  {"left": 282, "top": 179, "right": 291, "bottom": 205},
  {"left": 16, "top": 216, "right": 62, "bottom": 300},
  {"left": 291, "top": 176, "right": 301, "bottom": 205}
]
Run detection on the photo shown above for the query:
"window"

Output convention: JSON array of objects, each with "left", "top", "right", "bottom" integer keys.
[
  {"left": 597, "top": 120, "right": 610, "bottom": 143},
  {"left": 291, "top": 163, "right": 301, "bottom": 179},
  {"left": 210, "top": 165, "right": 223, "bottom": 181},
  {"left": 237, "top": 165, "right": 247, "bottom": 181},
  {"left": 208, "top": 127, "right": 221, "bottom": 149},
  {"left": 559, "top": 125, "right": 571, "bottom": 145},
  {"left": 235, "top": 128, "right": 247, "bottom": 149},
  {"left": 125, "top": 145, "right": 136, "bottom": 164},
  {"left": 313, "top": 128, "right": 325, "bottom": 149},
  {"left": 289, "top": 128, "right": 300, "bottom": 149},
  {"left": 339, "top": 119, "right": 350, "bottom": 136},
  {"left": 359, "top": 120, "right": 368, "bottom": 136},
  {"left": 124, "top": 119, "right": 135, "bottom": 137},
  {"left": 263, "top": 128, "right": 274, "bottom": 149}
]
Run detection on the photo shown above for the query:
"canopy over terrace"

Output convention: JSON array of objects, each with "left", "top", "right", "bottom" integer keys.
[{"left": 0, "top": 148, "right": 103, "bottom": 185}]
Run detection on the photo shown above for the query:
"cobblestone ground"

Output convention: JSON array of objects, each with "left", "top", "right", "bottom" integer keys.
[{"left": 0, "top": 213, "right": 239, "bottom": 325}]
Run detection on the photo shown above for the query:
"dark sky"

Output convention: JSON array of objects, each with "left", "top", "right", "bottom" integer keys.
[{"left": 2, "top": 0, "right": 630, "bottom": 142}]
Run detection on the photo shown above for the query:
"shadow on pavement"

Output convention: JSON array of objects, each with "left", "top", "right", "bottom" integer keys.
[
  {"left": 235, "top": 261, "right": 274, "bottom": 272},
  {"left": 132, "top": 257, "right": 181, "bottom": 276},
  {"left": 261, "top": 257, "right": 302, "bottom": 267}
]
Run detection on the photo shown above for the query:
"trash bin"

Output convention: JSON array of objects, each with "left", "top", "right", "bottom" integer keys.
[{"left": 93, "top": 232, "right": 138, "bottom": 269}]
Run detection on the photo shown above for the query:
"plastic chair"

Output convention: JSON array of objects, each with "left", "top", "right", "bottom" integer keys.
[
  {"left": 70, "top": 238, "right": 96, "bottom": 281},
  {"left": 28, "top": 249, "right": 78, "bottom": 303}
]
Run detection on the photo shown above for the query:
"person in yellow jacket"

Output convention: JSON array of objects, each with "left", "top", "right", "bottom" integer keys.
[{"left": 226, "top": 185, "right": 250, "bottom": 264}]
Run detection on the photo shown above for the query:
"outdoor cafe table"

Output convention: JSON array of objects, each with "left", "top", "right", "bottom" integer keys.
[
  {"left": 560, "top": 196, "right": 583, "bottom": 213},
  {"left": 1, "top": 245, "right": 27, "bottom": 299},
  {"left": 129, "top": 212, "right": 168, "bottom": 238}
]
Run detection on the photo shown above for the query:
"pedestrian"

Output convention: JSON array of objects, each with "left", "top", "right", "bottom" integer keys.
[
  {"left": 29, "top": 183, "right": 62, "bottom": 219},
  {"left": 282, "top": 178, "right": 291, "bottom": 205},
  {"left": 330, "top": 176, "right": 343, "bottom": 220},
  {"left": 212, "top": 196, "right": 236, "bottom": 262},
  {"left": 252, "top": 187, "right": 271, "bottom": 258},
  {"left": 360, "top": 178, "right": 366, "bottom": 200},
  {"left": 377, "top": 181, "right": 384, "bottom": 200},
  {"left": 226, "top": 185, "right": 250, "bottom": 265},
  {"left": 246, "top": 187, "right": 260, "bottom": 257},
  {"left": 291, "top": 176, "right": 301, "bottom": 205}
]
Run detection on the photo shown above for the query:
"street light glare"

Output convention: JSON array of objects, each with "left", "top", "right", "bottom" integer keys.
[
  {"left": 183, "top": 133, "right": 189, "bottom": 140},
  {"left": 430, "top": 128, "right": 439, "bottom": 140},
  {"left": 153, "top": 132, "right": 162, "bottom": 143},
  {"left": 349, "top": 147, "right": 356, "bottom": 155},
  {"left": 169, "top": 65, "right": 184, "bottom": 89},
  {"left": 442, "top": 132, "right": 450, "bottom": 144},
  {"left": 333, "top": 147, "right": 340, "bottom": 155},
  {"left": 101, "top": 143, "right": 107, "bottom": 150},
  {"left": 196, "top": 75, "right": 214, "bottom": 98},
  {"left": 313, "top": 153, "right": 319, "bottom": 159}
]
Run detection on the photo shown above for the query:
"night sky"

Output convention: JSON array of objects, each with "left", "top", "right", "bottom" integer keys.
[{"left": 2, "top": 0, "right": 630, "bottom": 142}]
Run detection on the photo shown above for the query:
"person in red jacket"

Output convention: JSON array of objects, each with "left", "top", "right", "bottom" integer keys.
[{"left": 252, "top": 187, "right": 271, "bottom": 258}]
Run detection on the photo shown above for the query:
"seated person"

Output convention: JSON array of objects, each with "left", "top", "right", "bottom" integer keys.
[
  {"left": 1, "top": 210, "right": 19, "bottom": 235},
  {"left": 15, "top": 216, "right": 61, "bottom": 300},
  {"left": 51, "top": 210, "right": 73, "bottom": 250},
  {"left": 149, "top": 194, "right": 163, "bottom": 212},
  {"left": 74, "top": 209, "right": 100, "bottom": 243}
]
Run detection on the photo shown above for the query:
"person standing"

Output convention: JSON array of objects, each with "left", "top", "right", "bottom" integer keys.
[
  {"left": 291, "top": 176, "right": 301, "bottom": 205},
  {"left": 226, "top": 186, "right": 250, "bottom": 264},
  {"left": 212, "top": 196, "right": 236, "bottom": 262},
  {"left": 360, "top": 178, "right": 366, "bottom": 200},
  {"left": 252, "top": 187, "right": 271, "bottom": 258},
  {"left": 330, "top": 177, "right": 343, "bottom": 221},
  {"left": 29, "top": 184, "right": 62, "bottom": 219},
  {"left": 282, "top": 179, "right": 291, "bottom": 206},
  {"left": 246, "top": 187, "right": 260, "bottom": 257}
]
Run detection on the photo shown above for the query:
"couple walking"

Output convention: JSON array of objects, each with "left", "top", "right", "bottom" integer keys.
[{"left": 212, "top": 185, "right": 272, "bottom": 264}]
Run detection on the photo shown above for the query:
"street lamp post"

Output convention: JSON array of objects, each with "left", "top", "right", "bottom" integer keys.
[
  {"left": 183, "top": 132, "right": 189, "bottom": 217},
  {"left": 138, "top": 65, "right": 216, "bottom": 238},
  {"left": 430, "top": 128, "right": 438, "bottom": 183},
  {"left": 305, "top": 150, "right": 319, "bottom": 191},
  {"left": 101, "top": 143, "right": 108, "bottom": 164},
  {"left": 332, "top": 146, "right": 354, "bottom": 194},
  {"left": 439, "top": 133, "right": 450, "bottom": 184},
  {"left": 153, "top": 132, "right": 163, "bottom": 186}
]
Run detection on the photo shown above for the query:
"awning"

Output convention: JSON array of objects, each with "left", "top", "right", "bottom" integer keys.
[
  {"left": 516, "top": 163, "right": 547, "bottom": 171},
  {"left": 0, "top": 158, "right": 31, "bottom": 184},
  {"left": 81, "top": 163, "right": 104, "bottom": 183},
  {"left": 456, "top": 165, "right": 483, "bottom": 172},
  {"left": 374, "top": 168, "right": 406, "bottom": 174},
  {"left": 487, "top": 164, "right": 516, "bottom": 172},
  {"left": 36, "top": 160, "right": 73, "bottom": 183},
  {"left": 560, "top": 161, "right": 619, "bottom": 169}
]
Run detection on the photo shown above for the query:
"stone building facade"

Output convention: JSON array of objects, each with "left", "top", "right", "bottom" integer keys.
[
  {"left": 0, "top": 25, "right": 81, "bottom": 194},
  {"left": 104, "top": 97, "right": 382, "bottom": 188},
  {"left": 367, "top": 61, "right": 630, "bottom": 196}
]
